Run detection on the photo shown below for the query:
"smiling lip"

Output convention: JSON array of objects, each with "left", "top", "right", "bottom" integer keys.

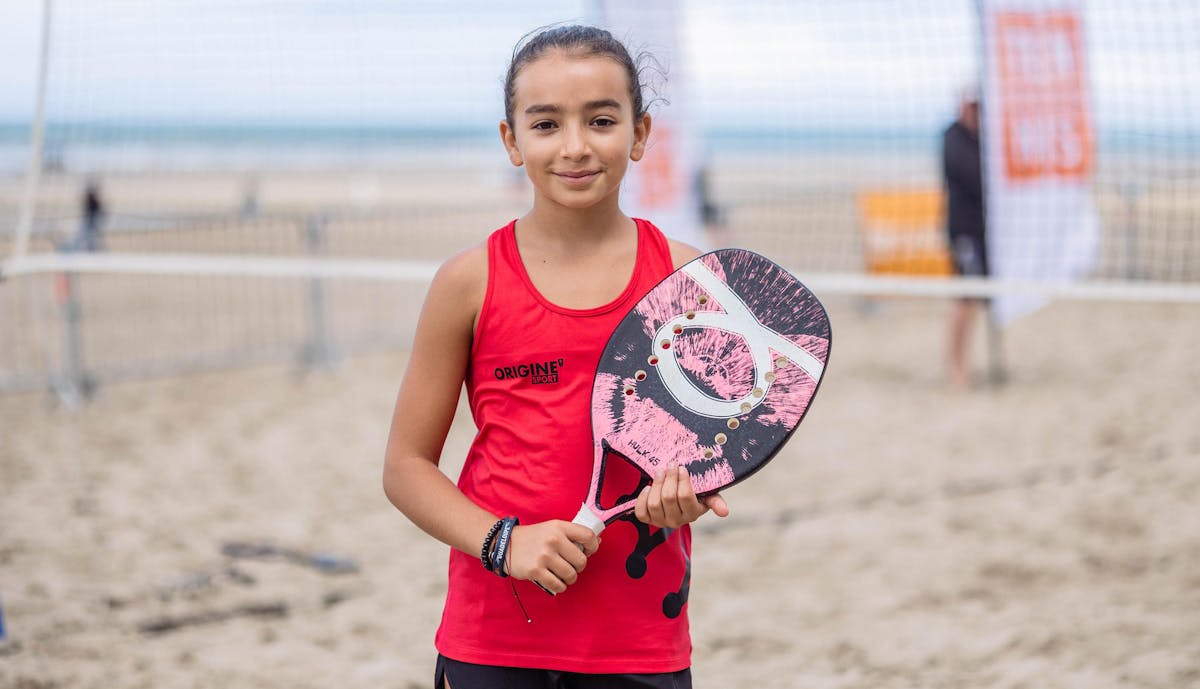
[{"left": 555, "top": 170, "right": 600, "bottom": 186}]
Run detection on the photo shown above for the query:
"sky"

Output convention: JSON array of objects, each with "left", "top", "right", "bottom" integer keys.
[{"left": 0, "top": 1, "right": 1195, "bottom": 133}]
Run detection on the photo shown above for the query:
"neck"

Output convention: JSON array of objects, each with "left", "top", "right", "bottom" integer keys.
[{"left": 520, "top": 196, "right": 632, "bottom": 250}]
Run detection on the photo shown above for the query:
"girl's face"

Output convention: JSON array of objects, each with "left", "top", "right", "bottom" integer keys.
[{"left": 500, "top": 51, "right": 650, "bottom": 213}]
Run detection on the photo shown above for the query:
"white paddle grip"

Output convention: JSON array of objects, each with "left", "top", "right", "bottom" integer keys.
[{"left": 572, "top": 503, "right": 606, "bottom": 536}]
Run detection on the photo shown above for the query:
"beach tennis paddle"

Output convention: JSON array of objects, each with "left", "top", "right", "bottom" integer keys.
[{"left": 571, "top": 248, "right": 831, "bottom": 536}]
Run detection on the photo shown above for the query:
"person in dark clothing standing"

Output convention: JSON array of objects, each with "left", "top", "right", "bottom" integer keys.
[
  {"left": 81, "top": 179, "right": 106, "bottom": 252},
  {"left": 943, "top": 85, "right": 986, "bottom": 389}
]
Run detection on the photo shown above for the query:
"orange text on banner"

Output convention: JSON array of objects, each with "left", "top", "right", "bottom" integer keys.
[
  {"left": 637, "top": 125, "right": 679, "bottom": 209},
  {"left": 858, "top": 190, "right": 953, "bottom": 276},
  {"left": 995, "top": 11, "right": 1092, "bottom": 181}
]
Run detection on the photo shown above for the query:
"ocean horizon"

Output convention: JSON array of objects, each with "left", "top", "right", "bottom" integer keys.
[{"left": 1, "top": 121, "right": 1196, "bottom": 175}]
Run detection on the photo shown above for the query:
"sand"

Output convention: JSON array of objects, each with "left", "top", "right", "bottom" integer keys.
[
  {"left": 2, "top": 293, "right": 1199, "bottom": 689},
  {"left": 2, "top": 156, "right": 1199, "bottom": 687}
]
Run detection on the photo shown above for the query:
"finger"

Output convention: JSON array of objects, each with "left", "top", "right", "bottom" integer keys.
[
  {"left": 675, "top": 465, "right": 705, "bottom": 520},
  {"left": 646, "top": 470, "right": 667, "bottom": 524},
  {"left": 565, "top": 522, "right": 601, "bottom": 552},
  {"left": 576, "top": 535, "right": 601, "bottom": 558},
  {"left": 634, "top": 485, "right": 651, "bottom": 524},
  {"left": 702, "top": 492, "right": 731, "bottom": 518},
  {"left": 539, "top": 571, "right": 568, "bottom": 595},
  {"left": 560, "top": 537, "right": 588, "bottom": 572},
  {"left": 660, "top": 464, "right": 682, "bottom": 520},
  {"left": 547, "top": 556, "right": 579, "bottom": 587}
]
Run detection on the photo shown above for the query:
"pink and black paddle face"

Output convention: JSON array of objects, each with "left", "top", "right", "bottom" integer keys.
[{"left": 578, "top": 249, "right": 831, "bottom": 529}]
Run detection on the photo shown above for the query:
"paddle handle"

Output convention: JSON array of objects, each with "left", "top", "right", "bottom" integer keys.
[{"left": 571, "top": 503, "right": 607, "bottom": 536}]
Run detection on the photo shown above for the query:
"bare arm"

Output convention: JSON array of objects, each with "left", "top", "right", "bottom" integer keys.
[
  {"left": 382, "top": 245, "right": 598, "bottom": 592},
  {"left": 382, "top": 246, "right": 496, "bottom": 556}
]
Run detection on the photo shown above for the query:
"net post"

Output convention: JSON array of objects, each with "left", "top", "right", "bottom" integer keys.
[
  {"left": 53, "top": 261, "right": 88, "bottom": 409},
  {"left": 301, "top": 213, "right": 338, "bottom": 371},
  {"left": 13, "top": 0, "right": 52, "bottom": 261},
  {"left": 1121, "top": 180, "right": 1142, "bottom": 281}
]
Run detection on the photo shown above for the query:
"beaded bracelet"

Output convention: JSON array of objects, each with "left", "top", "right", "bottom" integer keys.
[
  {"left": 480, "top": 518, "right": 505, "bottom": 573},
  {"left": 487, "top": 516, "right": 520, "bottom": 578}
]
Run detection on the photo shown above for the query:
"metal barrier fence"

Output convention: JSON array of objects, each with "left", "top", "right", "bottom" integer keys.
[{"left": 0, "top": 203, "right": 523, "bottom": 401}]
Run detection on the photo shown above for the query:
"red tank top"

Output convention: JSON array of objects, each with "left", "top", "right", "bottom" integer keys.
[{"left": 435, "top": 218, "right": 692, "bottom": 673}]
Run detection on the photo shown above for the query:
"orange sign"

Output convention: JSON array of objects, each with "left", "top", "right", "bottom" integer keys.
[
  {"left": 995, "top": 11, "right": 1092, "bottom": 181},
  {"left": 858, "top": 190, "right": 953, "bottom": 276},
  {"left": 637, "top": 125, "right": 680, "bottom": 209}
]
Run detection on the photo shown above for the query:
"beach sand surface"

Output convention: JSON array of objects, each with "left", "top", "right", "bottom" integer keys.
[
  {"left": 2, "top": 156, "right": 1199, "bottom": 687},
  {"left": 2, "top": 294, "right": 1199, "bottom": 689}
]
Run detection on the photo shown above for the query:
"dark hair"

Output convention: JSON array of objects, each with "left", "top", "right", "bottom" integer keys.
[{"left": 503, "top": 24, "right": 660, "bottom": 128}]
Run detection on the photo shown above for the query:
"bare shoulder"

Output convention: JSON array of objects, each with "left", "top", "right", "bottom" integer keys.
[
  {"left": 666, "top": 238, "right": 703, "bottom": 270},
  {"left": 434, "top": 241, "right": 487, "bottom": 293},
  {"left": 423, "top": 241, "right": 488, "bottom": 332}
]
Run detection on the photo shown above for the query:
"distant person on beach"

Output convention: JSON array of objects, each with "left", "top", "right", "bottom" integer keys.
[
  {"left": 240, "top": 176, "right": 260, "bottom": 219},
  {"left": 943, "top": 83, "right": 987, "bottom": 389},
  {"left": 382, "top": 24, "right": 726, "bottom": 689},
  {"left": 79, "top": 179, "right": 106, "bottom": 251},
  {"left": 695, "top": 163, "right": 728, "bottom": 246}
]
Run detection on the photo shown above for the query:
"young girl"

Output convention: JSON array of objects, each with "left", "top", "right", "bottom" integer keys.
[{"left": 382, "top": 25, "right": 728, "bottom": 689}]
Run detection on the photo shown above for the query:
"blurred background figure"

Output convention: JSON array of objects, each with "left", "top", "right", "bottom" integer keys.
[
  {"left": 79, "top": 178, "right": 106, "bottom": 251},
  {"left": 942, "top": 83, "right": 986, "bottom": 389},
  {"left": 695, "top": 164, "right": 728, "bottom": 248},
  {"left": 240, "top": 174, "right": 260, "bottom": 219}
]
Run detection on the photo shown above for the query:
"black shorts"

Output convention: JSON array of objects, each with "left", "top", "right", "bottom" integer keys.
[{"left": 435, "top": 654, "right": 692, "bottom": 689}]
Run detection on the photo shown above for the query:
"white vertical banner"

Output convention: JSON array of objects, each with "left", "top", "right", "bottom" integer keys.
[
  {"left": 596, "top": 0, "right": 703, "bottom": 246},
  {"left": 980, "top": 0, "right": 1100, "bottom": 324}
]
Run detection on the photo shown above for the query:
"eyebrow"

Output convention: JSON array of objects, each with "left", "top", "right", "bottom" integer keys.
[{"left": 524, "top": 99, "right": 623, "bottom": 115}]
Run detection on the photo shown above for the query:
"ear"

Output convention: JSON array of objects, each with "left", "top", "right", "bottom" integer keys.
[
  {"left": 499, "top": 120, "right": 524, "bottom": 167},
  {"left": 629, "top": 113, "right": 652, "bottom": 162}
]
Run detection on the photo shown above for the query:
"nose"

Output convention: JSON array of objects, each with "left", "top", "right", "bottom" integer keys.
[{"left": 560, "top": 123, "right": 590, "bottom": 160}]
